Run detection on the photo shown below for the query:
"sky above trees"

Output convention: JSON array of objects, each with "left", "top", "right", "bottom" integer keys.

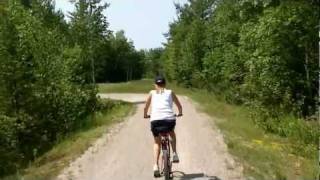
[{"left": 55, "top": 0, "right": 188, "bottom": 50}]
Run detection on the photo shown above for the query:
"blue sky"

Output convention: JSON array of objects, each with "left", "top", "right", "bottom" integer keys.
[{"left": 55, "top": 0, "right": 187, "bottom": 50}]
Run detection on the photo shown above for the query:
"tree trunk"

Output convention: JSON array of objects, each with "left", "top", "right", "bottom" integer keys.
[
  {"left": 304, "top": 45, "right": 312, "bottom": 116},
  {"left": 126, "top": 69, "right": 129, "bottom": 81}
]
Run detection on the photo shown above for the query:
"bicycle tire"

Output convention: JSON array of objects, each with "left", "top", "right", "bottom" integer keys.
[{"left": 163, "top": 150, "right": 170, "bottom": 180}]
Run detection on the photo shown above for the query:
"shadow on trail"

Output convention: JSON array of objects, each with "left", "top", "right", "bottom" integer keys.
[{"left": 172, "top": 171, "right": 222, "bottom": 180}]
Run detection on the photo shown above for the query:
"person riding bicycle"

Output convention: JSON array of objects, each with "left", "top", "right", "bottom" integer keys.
[{"left": 144, "top": 76, "right": 183, "bottom": 177}]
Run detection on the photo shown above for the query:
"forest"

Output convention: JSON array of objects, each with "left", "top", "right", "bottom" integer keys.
[
  {"left": 163, "top": 0, "right": 319, "bottom": 118},
  {"left": 0, "top": 0, "right": 319, "bottom": 177},
  {"left": 159, "top": 0, "right": 319, "bottom": 153}
]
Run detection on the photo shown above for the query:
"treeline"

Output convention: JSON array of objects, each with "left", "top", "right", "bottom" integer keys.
[
  {"left": 0, "top": 0, "right": 143, "bottom": 176},
  {"left": 143, "top": 47, "right": 165, "bottom": 78},
  {"left": 95, "top": 30, "right": 145, "bottom": 83},
  {"left": 162, "top": 0, "right": 319, "bottom": 146}
]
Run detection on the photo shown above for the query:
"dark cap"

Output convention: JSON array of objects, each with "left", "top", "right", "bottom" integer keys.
[{"left": 155, "top": 76, "right": 166, "bottom": 85}]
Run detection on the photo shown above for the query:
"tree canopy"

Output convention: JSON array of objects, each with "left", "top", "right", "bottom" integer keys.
[{"left": 164, "top": 0, "right": 319, "bottom": 118}]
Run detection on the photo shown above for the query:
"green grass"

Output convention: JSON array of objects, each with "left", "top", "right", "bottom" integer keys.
[
  {"left": 2, "top": 100, "right": 134, "bottom": 180},
  {"left": 98, "top": 80, "right": 318, "bottom": 180}
]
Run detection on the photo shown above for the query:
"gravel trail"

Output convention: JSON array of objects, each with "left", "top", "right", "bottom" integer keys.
[{"left": 56, "top": 93, "right": 243, "bottom": 180}]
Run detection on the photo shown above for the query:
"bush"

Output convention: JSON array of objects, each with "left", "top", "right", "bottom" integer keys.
[
  {"left": 252, "top": 110, "right": 319, "bottom": 157},
  {"left": 0, "top": 115, "right": 20, "bottom": 175}
]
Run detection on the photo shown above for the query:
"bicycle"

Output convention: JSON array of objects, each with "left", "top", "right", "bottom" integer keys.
[{"left": 145, "top": 114, "right": 182, "bottom": 180}]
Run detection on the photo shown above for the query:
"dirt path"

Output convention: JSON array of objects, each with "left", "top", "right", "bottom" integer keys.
[{"left": 56, "top": 93, "right": 243, "bottom": 180}]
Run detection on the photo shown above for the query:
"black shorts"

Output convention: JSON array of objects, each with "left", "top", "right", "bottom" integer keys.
[{"left": 151, "top": 120, "right": 176, "bottom": 137}]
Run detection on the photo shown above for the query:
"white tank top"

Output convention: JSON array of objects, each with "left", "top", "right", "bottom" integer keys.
[{"left": 150, "top": 89, "right": 175, "bottom": 121}]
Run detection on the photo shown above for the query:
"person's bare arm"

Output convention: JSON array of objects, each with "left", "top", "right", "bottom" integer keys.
[
  {"left": 144, "top": 94, "right": 152, "bottom": 118},
  {"left": 172, "top": 92, "right": 182, "bottom": 116}
]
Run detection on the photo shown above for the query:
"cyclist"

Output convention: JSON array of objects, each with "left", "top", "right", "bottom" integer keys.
[{"left": 144, "top": 76, "right": 183, "bottom": 177}]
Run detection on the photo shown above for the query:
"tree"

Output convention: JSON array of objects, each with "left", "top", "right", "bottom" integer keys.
[
  {"left": 0, "top": 0, "right": 104, "bottom": 175},
  {"left": 165, "top": 0, "right": 215, "bottom": 87},
  {"left": 69, "top": 0, "right": 110, "bottom": 85},
  {"left": 144, "top": 48, "right": 165, "bottom": 77},
  {"left": 239, "top": 0, "right": 319, "bottom": 116},
  {"left": 101, "top": 30, "right": 144, "bottom": 82}
]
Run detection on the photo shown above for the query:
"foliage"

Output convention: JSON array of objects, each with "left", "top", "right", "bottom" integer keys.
[
  {"left": 0, "top": 0, "right": 89, "bottom": 175},
  {"left": 143, "top": 47, "right": 165, "bottom": 77},
  {"left": 2, "top": 100, "right": 133, "bottom": 180},
  {"left": 69, "top": 0, "right": 145, "bottom": 83},
  {"left": 239, "top": 1, "right": 319, "bottom": 116},
  {"left": 163, "top": 0, "right": 319, "bottom": 143},
  {"left": 97, "top": 30, "right": 144, "bottom": 82},
  {"left": 0, "top": 0, "right": 143, "bottom": 176}
]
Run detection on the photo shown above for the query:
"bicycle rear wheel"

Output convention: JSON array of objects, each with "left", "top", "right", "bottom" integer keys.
[
  {"left": 160, "top": 135, "right": 172, "bottom": 180},
  {"left": 163, "top": 150, "right": 170, "bottom": 180}
]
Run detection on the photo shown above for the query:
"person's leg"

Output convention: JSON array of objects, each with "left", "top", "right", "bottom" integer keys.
[
  {"left": 168, "top": 120, "right": 177, "bottom": 153},
  {"left": 151, "top": 121, "right": 161, "bottom": 168},
  {"left": 153, "top": 136, "right": 161, "bottom": 177},
  {"left": 169, "top": 130, "right": 180, "bottom": 163},
  {"left": 169, "top": 131, "right": 177, "bottom": 153},
  {"left": 153, "top": 136, "right": 161, "bottom": 166},
  {"left": 169, "top": 119, "right": 179, "bottom": 163}
]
